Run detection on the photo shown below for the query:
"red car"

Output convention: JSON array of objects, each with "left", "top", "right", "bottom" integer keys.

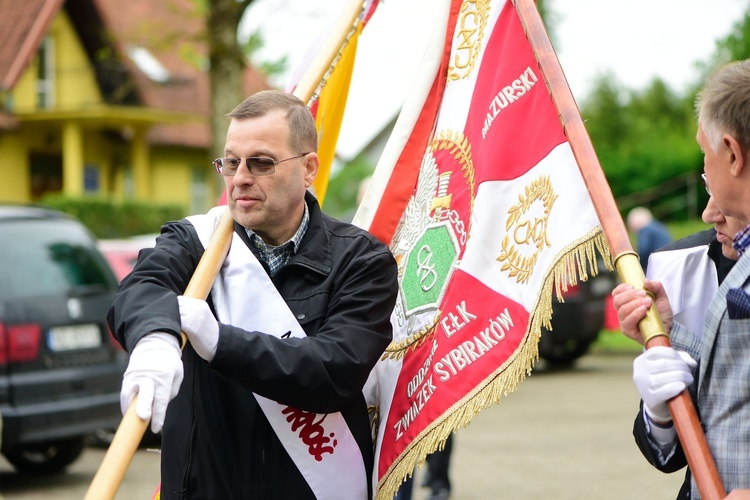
[{"left": 97, "top": 236, "right": 157, "bottom": 282}]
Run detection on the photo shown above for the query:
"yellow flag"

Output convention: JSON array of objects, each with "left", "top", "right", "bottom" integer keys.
[{"left": 311, "top": 22, "right": 362, "bottom": 205}]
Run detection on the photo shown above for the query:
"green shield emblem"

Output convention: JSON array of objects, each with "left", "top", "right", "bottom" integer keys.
[{"left": 401, "top": 222, "right": 459, "bottom": 316}]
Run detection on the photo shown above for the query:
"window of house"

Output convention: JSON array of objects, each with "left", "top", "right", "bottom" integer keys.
[
  {"left": 84, "top": 165, "right": 100, "bottom": 193},
  {"left": 37, "top": 36, "right": 55, "bottom": 109},
  {"left": 127, "top": 46, "right": 169, "bottom": 83},
  {"left": 29, "top": 154, "right": 63, "bottom": 200}
]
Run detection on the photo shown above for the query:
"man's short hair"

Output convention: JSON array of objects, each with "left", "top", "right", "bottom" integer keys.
[
  {"left": 697, "top": 59, "right": 750, "bottom": 152},
  {"left": 227, "top": 90, "right": 318, "bottom": 154},
  {"left": 626, "top": 206, "right": 653, "bottom": 233}
]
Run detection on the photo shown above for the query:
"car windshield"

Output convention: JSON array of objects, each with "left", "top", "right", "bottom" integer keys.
[{"left": 0, "top": 218, "right": 117, "bottom": 300}]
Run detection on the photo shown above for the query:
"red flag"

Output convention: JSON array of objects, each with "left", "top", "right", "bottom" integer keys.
[{"left": 359, "top": 1, "right": 611, "bottom": 497}]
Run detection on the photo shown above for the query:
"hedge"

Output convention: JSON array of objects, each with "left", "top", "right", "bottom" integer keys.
[{"left": 39, "top": 195, "right": 185, "bottom": 239}]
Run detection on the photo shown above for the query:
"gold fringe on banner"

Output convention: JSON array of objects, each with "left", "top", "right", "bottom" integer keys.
[
  {"left": 376, "top": 227, "right": 612, "bottom": 499},
  {"left": 382, "top": 317, "right": 440, "bottom": 361},
  {"left": 306, "top": 3, "right": 364, "bottom": 106}
]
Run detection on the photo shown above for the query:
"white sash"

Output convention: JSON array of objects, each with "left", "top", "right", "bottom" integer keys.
[
  {"left": 187, "top": 207, "right": 368, "bottom": 499},
  {"left": 646, "top": 243, "right": 716, "bottom": 339}
]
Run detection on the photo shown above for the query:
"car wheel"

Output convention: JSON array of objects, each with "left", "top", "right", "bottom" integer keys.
[
  {"left": 538, "top": 337, "right": 594, "bottom": 367},
  {"left": 3, "top": 437, "right": 85, "bottom": 475},
  {"left": 85, "top": 428, "right": 117, "bottom": 448},
  {"left": 86, "top": 427, "right": 161, "bottom": 449}
]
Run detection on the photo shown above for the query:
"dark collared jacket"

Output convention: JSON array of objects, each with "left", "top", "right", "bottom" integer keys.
[
  {"left": 632, "top": 229, "right": 735, "bottom": 500},
  {"left": 108, "top": 193, "right": 398, "bottom": 499}
]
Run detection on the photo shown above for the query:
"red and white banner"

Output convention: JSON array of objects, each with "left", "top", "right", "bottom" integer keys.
[{"left": 357, "top": 1, "right": 610, "bottom": 497}]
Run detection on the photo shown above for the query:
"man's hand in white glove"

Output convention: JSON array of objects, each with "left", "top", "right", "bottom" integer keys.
[
  {"left": 121, "top": 332, "right": 183, "bottom": 434},
  {"left": 178, "top": 296, "right": 219, "bottom": 362},
  {"left": 633, "top": 345, "right": 697, "bottom": 424}
]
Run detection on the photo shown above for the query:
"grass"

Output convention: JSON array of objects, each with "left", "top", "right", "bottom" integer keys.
[
  {"left": 591, "top": 329, "right": 643, "bottom": 354},
  {"left": 666, "top": 218, "right": 711, "bottom": 240}
]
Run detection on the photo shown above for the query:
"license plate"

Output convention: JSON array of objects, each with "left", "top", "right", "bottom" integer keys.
[{"left": 48, "top": 324, "right": 102, "bottom": 351}]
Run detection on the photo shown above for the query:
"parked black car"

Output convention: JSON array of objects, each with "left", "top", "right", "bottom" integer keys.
[
  {"left": 0, "top": 205, "right": 126, "bottom": 474},
  {"left": 538, "top": 259, "right": 617, "bottom": 365}
]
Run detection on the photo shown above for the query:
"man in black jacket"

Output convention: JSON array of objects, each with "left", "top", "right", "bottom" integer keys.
[
  {"left": 108, "top": 90, "right": 398, "bottom": 499},
  {"left": 631, "top": 196, "right": 738, "bottom": 499}
]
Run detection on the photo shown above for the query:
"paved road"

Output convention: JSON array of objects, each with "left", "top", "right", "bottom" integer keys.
[
  {"left": 0, "top": 351, "right": 685, "bottom": 499},
  {"left": 409, "top": 352, "right": 684, "bottom": 500}
]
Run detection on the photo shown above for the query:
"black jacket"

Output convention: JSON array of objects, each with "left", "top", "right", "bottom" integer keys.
[
  {"left": 632, "top": 229, "right": 735, "bottom": 499},
  {"left": 108, "top": 193, "right": 398, "bottom": 499}
]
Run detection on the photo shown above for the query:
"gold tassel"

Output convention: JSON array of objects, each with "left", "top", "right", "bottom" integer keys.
[{"left": 375, "top": 227, "right": 611, "bottom": 499}]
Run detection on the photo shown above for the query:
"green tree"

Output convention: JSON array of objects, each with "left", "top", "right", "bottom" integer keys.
[
  {"left": 172, "top": 0, "right": 290, "bottom": 160},
  {"left": 204, "top": 0, "right": 256, "bottom": 159},
  {"left": 582, "top": 73, "right": 628, "bottom": 153},
  {"left": 624, "top": 79, "right": 699, "bottom": 189},
  {"left": 129, "top": 0, "right": 269, "bottom": 159},
  {"left": 580, "top": 74, "right": 703, "bottom": 215},
  {"left": 712, "top": 5, "right": 750, "bottom": 65},
  {"left": 580, "top": 4, "right": 750, "bottom": 218},
  {"left": 323, "top": 157, "right": 375, "bottom": 220}
]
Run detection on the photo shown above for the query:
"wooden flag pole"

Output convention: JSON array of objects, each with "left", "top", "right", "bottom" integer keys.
[
  {"left": 84, "top": 208, "right": 235, "bottom": 500},
  {"left": 512, "top": 0, "right": 726, "bottom": 498},
  {"left": 83, "top": 0, "right": 365, "bottom": 498}
]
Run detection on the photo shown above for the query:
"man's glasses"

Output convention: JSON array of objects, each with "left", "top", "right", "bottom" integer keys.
[
  {"left": 214, "top": 153, "right": 311, "bottom": 176},
  {"left": 701, "top": 173, "right": 711, "bottom": 196}
]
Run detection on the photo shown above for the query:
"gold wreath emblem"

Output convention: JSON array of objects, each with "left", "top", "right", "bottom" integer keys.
[
  {"left": 430, "top": 130, "right": 476, "bottom": 218},
  {"left": 448, "top": 0, "right": 491, "bottom": 81},
  {"left": 497, "top": 176, "right": 558, "bottom": 284}
]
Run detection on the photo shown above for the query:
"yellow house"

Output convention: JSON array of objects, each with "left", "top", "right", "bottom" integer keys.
[{"left": 0, "top": 0, "right": 269, "bottom": 213}]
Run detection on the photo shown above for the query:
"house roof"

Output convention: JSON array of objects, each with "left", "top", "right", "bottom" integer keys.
[
  {"left": 0, "top": 0, "right": 271, "bottom": 148},
  {"left": 0, "top": 112, "right": 19, "bottom": 130},
  {"left": 0, "top": 0, "right": 64, "bottom": 91},
  {"left": 93, "top": 0, "right": 271, "bottom": 148}
]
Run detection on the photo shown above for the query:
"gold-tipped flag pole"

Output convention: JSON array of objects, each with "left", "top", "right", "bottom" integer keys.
[
  {"left": 84, "top": 0, "right": 365, "bottom": 497},
  {"left": 512, "top": 0, "right": 725, "bottom": 498}
]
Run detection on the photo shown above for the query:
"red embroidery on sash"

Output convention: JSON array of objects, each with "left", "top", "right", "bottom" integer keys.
[{"left": 282, "top": 406, "right": 338, "bottom": 461}]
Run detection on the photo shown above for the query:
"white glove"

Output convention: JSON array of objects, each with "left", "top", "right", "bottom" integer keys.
[
  {"left": 178, "top": 295, "right": 219, "bottom": 362},
  {"left": 633, "top": 346, "right": 697, "bottom": 423},
  {"left": 121, "top": 332, "right": 183, "bottom": 434}
]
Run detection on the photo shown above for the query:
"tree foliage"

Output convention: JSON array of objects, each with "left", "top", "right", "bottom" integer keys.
[
  {"left": 321, "top": 158, "right": 375, "bottom": 220},
  {"left": 582, "top": 74, "right": 701, "bottom": 199},
  {"left": 713, "top": 9, "right": 750, "bottom": 64},
  {"left": 204, "top": 0, "right": 255, "bottom": 159},
  {"left": 577, "top": 3, "right": 750, "bottom": 219}
]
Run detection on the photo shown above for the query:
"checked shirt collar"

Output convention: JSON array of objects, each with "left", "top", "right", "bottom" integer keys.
[
  {"left": 732, "top": 223, "right": 750, "bottom": 257},
  {"left": 245, "top": 202, "right": 309, "bottom": 276}
]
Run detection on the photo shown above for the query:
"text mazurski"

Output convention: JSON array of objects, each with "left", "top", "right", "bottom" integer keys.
[{"left": 481, "top": 66, "right": 538, "bottom": 138}]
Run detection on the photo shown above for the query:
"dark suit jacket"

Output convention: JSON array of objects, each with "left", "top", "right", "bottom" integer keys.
[{"left": 632, "top": 229, "right": 735, "bottom": 499}]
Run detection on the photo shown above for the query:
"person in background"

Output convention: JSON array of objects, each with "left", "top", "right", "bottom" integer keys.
[
  {"left": 626, "top": 206, "right": 672, "bottom": 272},
  {"left": 421, "top": 435, "right": 453, "bottom": 499},
  {"left": 631, "top": 195, "right": 738, "bottom": 499},
  {"left": 613, "top": 59, "right": 750, "bottom": 498},
  {"left": 394, "top": 435, "right": 453, "bottom": 500},
  {"left": 108, "top": 90, "right": 399, "bottom": 499}
]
